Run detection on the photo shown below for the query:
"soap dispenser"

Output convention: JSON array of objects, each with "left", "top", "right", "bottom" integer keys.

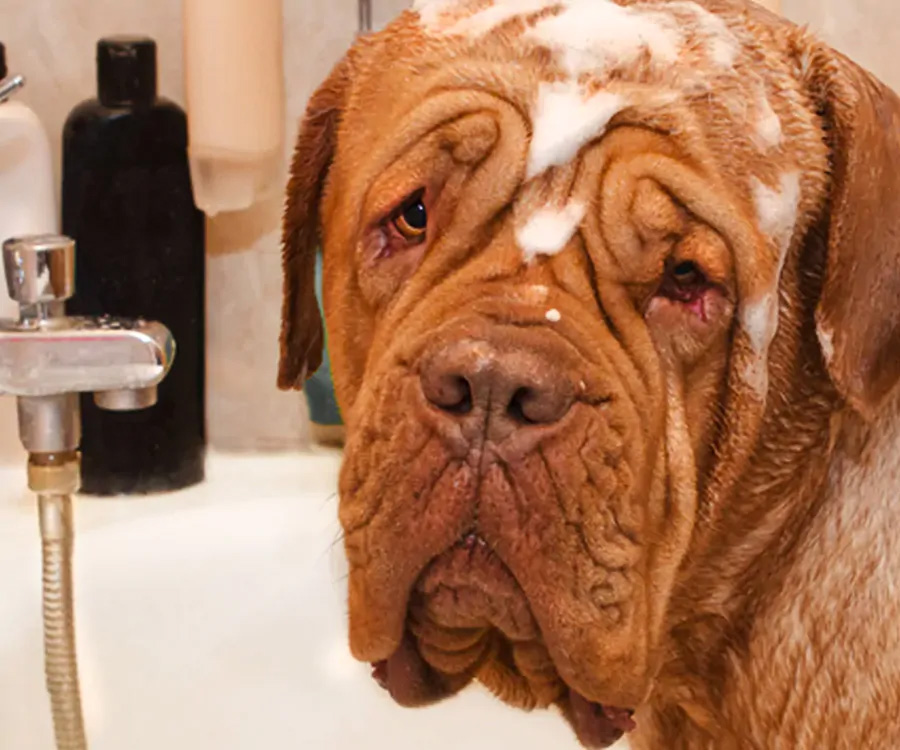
[
  {"left": 63, "top": 37, "right": 206, "bottom": 494},
  {"left": 183, "top": 0, "right": 285, "bottom": 215},
  {"left": 0, "top": 42, "right": 58, "bottom": 313},
  {"left": 0, "top": 41, "right": 59, "bottom": 464}
]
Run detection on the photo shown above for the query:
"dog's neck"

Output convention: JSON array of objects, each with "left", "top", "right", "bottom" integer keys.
[{"left": 646, "top": 378, "right": 900, "bottom": 748}]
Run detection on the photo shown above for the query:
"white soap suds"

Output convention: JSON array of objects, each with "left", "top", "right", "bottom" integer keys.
[
  {"left": 414, "top": 0, "right": 463, "bottom": 28},
  {"left": 443, "top": 0, "right": 554, "bottom": 36},
  {"left": 516, "top": 200, "right": 586, "bottom": 262},
  {"left": 545, "top": 308, "right": 562, "bottom": 322},
  {"left": 518, "top": 1, "right": 682, "bottom": 178},
  {"left": 519, "top": 284, "right": 550, "bottom": 304},
  {"left": 740, "top": 173, "right": 802, "bottom": 379},
  {"left": 677, "top": 1, "right": 739, "bottom": 68},
  {"left": 751, "top": 171, "right": 801, "bottom": 257},
  {"left": 741, "top": 292, "right": 778, "bottom": 355},
  {"left": 419, "top": 0, "right": 739, "bottom": 74},
  {"left": 528, "top": 82, "right": 626, "bottom": 178},
  {"left": 817, "top": 323, "right": 835, "bottom": 365},
  {"left": 417, "top": 0, "right": 718, "bottom": 183},
  {"left": 525, "top": 0, "right": 683, "bottom": 78},
  {"left": 754, "top": 90, "right": 783, "bottom": 150},
  {"left": 743, "top": 356, "right": 769, "bottom": 398}
]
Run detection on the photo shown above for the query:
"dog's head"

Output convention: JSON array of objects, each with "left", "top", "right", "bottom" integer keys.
[{"left": 280, "top": 1, "right": 900, "bottom": 746}]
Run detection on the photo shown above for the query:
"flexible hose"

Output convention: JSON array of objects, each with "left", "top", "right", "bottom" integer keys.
[{"left": 38, "top": 493, "right": 88, "bottom": 750}]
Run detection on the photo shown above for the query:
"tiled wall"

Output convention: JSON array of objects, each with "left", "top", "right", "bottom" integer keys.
[
  {"left": 1, "top": 0, "right": 896, "bottom": 452},
  {"left": 785, "top": 0, "right": 899, "bottom": 90}
]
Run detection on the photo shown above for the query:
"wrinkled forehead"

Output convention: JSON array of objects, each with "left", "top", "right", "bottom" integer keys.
[
  {"left": 332, "top": 0, "right": 824, "bottom": 288},
  {"left": 348, "top": 0, "right": 814, "bottom": 192},
  {"left": 416, "top": 0, "right": 740, "bottom": 74}
]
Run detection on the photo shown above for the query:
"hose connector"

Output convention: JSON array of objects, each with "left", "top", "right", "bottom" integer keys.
[{"left": 28, "top": 451, "right": 81, "bottom": 496}]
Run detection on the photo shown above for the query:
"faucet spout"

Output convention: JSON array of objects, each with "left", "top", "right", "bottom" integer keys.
[
  {"left": 0, "top": 316, "right": 175, "bottom": 397},
  {"left": 0, "top": 235, "right": 176, "bottom": 399}
]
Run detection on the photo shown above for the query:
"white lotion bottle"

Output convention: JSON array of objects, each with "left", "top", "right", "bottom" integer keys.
[
  {"left": 0, "top": 42, "right": 59, "bottom": 464},
  {"left": 183, "top": 0, "right": 286, "bottom": 216}
]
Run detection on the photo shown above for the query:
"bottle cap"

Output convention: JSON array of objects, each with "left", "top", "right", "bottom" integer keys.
[
  {"left": 0, "top": 42, "right": 7, "bottom": 80},
  {"left": 97, "top": 36, "right": 157, "bottom": 107}
]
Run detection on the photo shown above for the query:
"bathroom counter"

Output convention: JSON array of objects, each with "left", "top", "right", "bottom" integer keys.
[{"left": 0, "top": 450, "right": 609, "bottom": 750}]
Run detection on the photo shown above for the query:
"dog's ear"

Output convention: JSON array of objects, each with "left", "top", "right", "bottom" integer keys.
[
  {"left": 795, "top": 36, "right": 900, "bottom": 418},
  {"left": 278, "top": 56, "right": 352, "bottom": 390}
]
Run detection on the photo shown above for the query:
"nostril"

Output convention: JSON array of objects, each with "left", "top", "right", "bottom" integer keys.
[
  {"left": 507, "top": 385, "right": 571, "bottom": 425},
  {"left": 443, "top": 376, "right": 473, "bottom": 415},
  {"left": 425, "top": 374, "right": 473, "bottom": 415},
  {"left": 507, "top": 387, "right": 538, "bottom": 425}
]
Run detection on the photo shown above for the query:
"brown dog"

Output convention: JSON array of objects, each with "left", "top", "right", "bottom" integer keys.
[{"left": 279, "top": 1, "right": 900, "bottom": 747}]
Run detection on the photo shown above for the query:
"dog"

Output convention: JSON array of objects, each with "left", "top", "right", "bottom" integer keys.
[{"left": 278, "top": 0, "right": 900, "bottom": 747}]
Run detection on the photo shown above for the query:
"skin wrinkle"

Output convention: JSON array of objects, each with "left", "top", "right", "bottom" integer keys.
[
  {"left": 578, "top": 435, "right": 643, "bottom": 565},
  {"left": 537, "top": 445, "right": 611, "bottom": 580},
  {"left": 473, "top": 311, "right": 617, "bottom": 406},
  {"left": 351, "top": 457, "right": 477, "bottom": 658},
  {"left": 343, "top": 431, "right": 447, "bottom": 540},
  {"left": 341, "top": 367, "right": 472, "bottom": 653},
  {"left": 422, "top": 460, "right": 462, "bottom": 516},
  {"left": 558, "top": 194, "right": 616, "bottom": 345},
  {"left": 489, "top": 412, "right": 652, "bottom": 662},
  {"left": 577, "top": 137, "right": 683, "bottom": 414},
  {"left": 577, "top": 421, "right": 645, "bottom": 572},
  {"left": 340, "top": 372, "right": 439, "bottom": 535},
  {"left": 359, "top": 91, "right": 529, "bottom": 365},
  {"left": 496, "top": 458, "right": 529, "bottom": 534}
]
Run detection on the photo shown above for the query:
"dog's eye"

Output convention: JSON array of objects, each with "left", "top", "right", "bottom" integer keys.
[
  {"left": 650, "top": 257, "right": 719, "bottom": 316},
  {"left": 671, "top": 260, "right": 702, "bottom": 287},
  {"left": 392, "top": 195, "right": 428, "bottom": 241}
]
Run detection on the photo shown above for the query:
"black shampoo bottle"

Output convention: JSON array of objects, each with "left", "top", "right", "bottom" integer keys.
[{"left": 63, "top": 37, "right": 205, "bottom": 494}]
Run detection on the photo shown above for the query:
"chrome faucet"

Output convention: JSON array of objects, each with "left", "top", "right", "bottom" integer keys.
[
  {"left": 0, "top": 234, "right": 176, "bottom": 750},
  {"left": 0, "top": 234, "right": 175, "bottom": 452}
]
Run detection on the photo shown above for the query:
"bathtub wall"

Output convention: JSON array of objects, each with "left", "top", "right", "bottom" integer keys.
[
  {"left": 784, "top": 0, "right": 899, "bottom": 90},
  {"left": 1, "top": 0, "right": 896, "bottom": 451}
]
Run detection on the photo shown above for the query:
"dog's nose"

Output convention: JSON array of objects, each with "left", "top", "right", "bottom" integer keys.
[{"left": 420, "top": 341, "right": 573, "bottom": 439}]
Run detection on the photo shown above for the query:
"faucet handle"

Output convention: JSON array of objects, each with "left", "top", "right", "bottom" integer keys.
[{"left": 3, "top": 235, "right": 76, "bottom": 308}]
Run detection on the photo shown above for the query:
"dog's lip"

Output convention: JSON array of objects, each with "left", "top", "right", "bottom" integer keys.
[
  {"left": 460, "top": 529, "right": 488, "bottom": 549},
  {"left": 369, "top": 630, "right": 478, "bottom": 707},
  {"left": 371, "top": 649, "right": 637, "bottom": 747},
  {"left": 369, "top": 533, "right": 637, "bottom": 746},
  {"left": 566, "top": 689, "right": 637, "bottom": 748}
]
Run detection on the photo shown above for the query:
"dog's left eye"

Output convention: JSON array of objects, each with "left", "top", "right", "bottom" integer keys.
[
  {"left": 671, "top": 260, "right": 702, "bottom": 286},
  {"left": 392, "top": 195, "right": 428, "bottom": 241}
]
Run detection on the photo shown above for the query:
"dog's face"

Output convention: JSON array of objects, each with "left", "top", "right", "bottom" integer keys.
[{"left": 280, "top": 1, "right": 900, "bottom": 747}]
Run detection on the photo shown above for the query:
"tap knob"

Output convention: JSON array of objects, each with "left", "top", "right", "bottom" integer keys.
[{"left": 3, "top": 235, "right": 75, "bottom": 310}]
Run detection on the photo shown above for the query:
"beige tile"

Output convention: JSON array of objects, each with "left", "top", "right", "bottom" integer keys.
[{"left": 783, "top": 0, "right": 900, "bottom": 90}]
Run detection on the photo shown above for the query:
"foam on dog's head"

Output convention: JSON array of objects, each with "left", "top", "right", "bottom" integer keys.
[
  {"left": 516, "top": 199, "right": 587, "bottom": 262},
  {"left": 527, "top": 84, "right": 626, "bottom": 178}
]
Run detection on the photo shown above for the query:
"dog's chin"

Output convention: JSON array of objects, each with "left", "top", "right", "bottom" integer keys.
[{"left": 369, "top": 536, "right": 637, "bottom": 749}]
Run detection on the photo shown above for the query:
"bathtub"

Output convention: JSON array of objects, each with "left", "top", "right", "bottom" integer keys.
[{"left": 0, "top": 450, "right": 624, "bottom": 749}]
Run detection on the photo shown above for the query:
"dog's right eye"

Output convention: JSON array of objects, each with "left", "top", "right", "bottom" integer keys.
[{"left": 392, "top": 194, "right": 428, "bottom": 242}]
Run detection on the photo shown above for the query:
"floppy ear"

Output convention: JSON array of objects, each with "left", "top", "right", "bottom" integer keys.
[
  {"left": 278, "top": 56, "right": 352, "bottom": 390},
  {"left": 796, "top": 37, "right": 900, "bottom": 418}
]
